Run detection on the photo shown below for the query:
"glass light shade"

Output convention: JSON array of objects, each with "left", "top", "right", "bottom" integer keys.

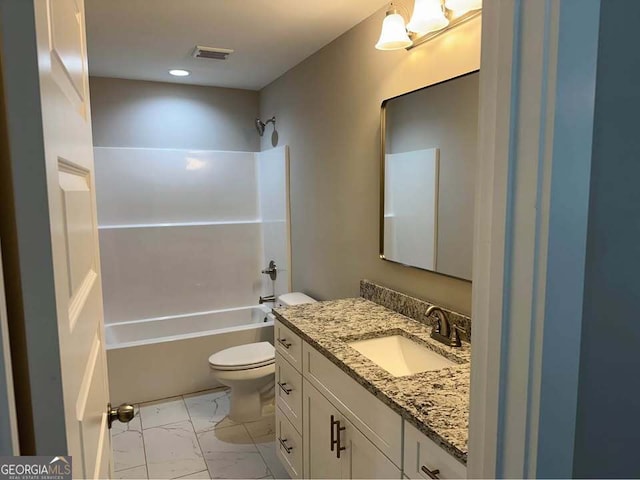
[
  {"left": 445, "top": 0, "right": 482, "bottom": 15},
  {"left": 375, "top": 12, "right": 413, "bottom": 51},
  {"left": 407, "top": 0, "right": 449, "bottom": 34}
]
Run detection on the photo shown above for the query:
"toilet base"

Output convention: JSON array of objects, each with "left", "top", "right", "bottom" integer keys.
[
  {"left": 209, "top": 363, "right": 275, "bottom": 424},
  {"left": 228, "top": 389, "right": 263, "bottom": 423}
]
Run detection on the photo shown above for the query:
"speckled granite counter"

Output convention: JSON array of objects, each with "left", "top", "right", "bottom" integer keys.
[{"left": 273, "top": 297, "right": 471, "bottom": 464}]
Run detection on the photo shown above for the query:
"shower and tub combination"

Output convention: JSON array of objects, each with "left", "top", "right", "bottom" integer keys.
[{"left": 95, "top": 145, "right": 291, "bottom": 404}]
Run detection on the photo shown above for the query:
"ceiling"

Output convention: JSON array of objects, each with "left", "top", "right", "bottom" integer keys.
[{"left": 85, "top": 0, "right": 388, "bottom": 91}]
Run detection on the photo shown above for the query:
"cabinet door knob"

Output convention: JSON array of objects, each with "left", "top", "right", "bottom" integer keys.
[
  {"left": 421, "top": 465, "right": 441, "bottom": 479},
  {"left": 278, "top": 338, "right": 292, "bottom": 349}
]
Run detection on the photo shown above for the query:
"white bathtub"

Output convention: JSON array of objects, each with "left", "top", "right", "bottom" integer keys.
[{"left": 105, "top": 305, "right": 274, "bottom": 404}]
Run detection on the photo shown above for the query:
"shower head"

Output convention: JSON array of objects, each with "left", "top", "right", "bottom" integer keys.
[{"left": 255, "top": 116, "right": 276, "bottom": 137}]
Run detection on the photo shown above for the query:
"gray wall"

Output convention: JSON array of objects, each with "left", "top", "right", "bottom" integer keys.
[
  {"left": 259, "top": 10, "right": 481, "bottom": 313},
  {"left": 386, "top": 72, "right": 479, "bottom": 280},
  {"left": 90, "top": 77, "right": 260, "bottom": 151},
  {"left": 573, "top": 0, "right": 640, "bottom": 477}
]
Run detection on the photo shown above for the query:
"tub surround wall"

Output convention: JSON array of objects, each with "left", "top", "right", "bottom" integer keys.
[
  {"left": 95, "top": 147, "right": 292, "bottom": 325},
  {"left": 259, "top": 7, "right": 481, "bottom": 314},
  {"left": 360, "top": 280, "right": 471, "bottom": 343}
]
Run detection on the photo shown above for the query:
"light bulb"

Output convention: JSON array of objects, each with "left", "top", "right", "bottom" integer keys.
[
  {"left": 445, "top": 0, "right": 482, "bottom": 15},
  {"left": 375, "top": 10, "right": 413, "bottom": 51},
  {"left": 407, "top": 0, "right": 449, "bottom": 34}
]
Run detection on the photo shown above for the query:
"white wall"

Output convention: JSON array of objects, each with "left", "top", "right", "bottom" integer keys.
[{"left": 259, "top": 7, "right": 481, "bottom": 314}]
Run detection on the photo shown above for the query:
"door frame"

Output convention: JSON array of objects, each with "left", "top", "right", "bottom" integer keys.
[
  {"left": 468, "top": 0, "right": 601, "bottom": 478},
  {"left": 0, "top": 239, "right": 19, "bottom": 455},
  {"left": 0, "top": 0, "right": 68, "bottom": 453}
]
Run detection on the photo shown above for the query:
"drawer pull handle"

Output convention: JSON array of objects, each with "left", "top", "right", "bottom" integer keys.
[
  {"left": 330, "top": 415, "right": 346, "bottom": 459},
  {"left": 421, "top": 466, "right": 441, "bottom": 479},
  {"left": 278, "top": 437, "right": 293, "bottom": 454},
  {"left": 277, "top": 381, "right": 293, "bottom": 395},
  {"left": 278, "top": 338, "right": 292, "bottom": 349}
]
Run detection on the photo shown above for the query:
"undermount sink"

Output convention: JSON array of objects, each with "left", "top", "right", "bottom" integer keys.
[{"left": 348, "top": 334, "right": 456, "bottom": 377}]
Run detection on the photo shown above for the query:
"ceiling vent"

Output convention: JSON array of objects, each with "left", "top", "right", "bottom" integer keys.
[{"left": 192, "top": 46, "right": 234, "bottom": 61}]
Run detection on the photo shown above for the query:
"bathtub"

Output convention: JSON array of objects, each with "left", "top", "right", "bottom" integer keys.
[{"left": 105, "top": 305, "right": 274, "bottom": 404}]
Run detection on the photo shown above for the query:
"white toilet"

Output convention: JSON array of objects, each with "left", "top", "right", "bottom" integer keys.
[{"left": 208, "top": 292, "right": 316, "bottom": 423}]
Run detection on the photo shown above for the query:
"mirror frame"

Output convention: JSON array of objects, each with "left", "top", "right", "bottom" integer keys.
[{"left": 379, "top": 70, "right": 479, "bottom": 282}]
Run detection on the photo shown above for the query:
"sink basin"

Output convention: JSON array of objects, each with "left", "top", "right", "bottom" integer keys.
[{"left": 348, "top": 335, "right": 456, "bottom": 377}]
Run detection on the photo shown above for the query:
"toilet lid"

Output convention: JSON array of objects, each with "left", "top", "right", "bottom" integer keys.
[{"left": 208, "top": 342, "right": 275, "bottom": 371}]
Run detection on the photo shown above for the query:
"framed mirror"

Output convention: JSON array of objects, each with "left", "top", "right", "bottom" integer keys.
[{"left": 380, "top": 70, "right": 479, "bottom": 281}]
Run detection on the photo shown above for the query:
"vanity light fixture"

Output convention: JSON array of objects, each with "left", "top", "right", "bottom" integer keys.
[
  {"left": 375, "top": 5, "right": 413, "bottom": 51},
  {"left": 375, "top": 0, "right": 482, "bottom": 51},
  {"left": 169, "top": 69, "right": 190, "bottom": 77}
]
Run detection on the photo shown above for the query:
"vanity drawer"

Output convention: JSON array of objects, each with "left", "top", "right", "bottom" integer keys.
[
  {"left": 404, "top": 421, "right": 467, "bottom": 480},
  {"left": 302, "top": 341, "right": 402, "bottom": 467},
  {"left": 275, "top": 351, "right": 303, "bottom": 433},
  {"left": 275, "top": 320, "right": 303, "bottom": 372},
  {"left": 276, "top": 406, "right": 303, "bottom": 479}
]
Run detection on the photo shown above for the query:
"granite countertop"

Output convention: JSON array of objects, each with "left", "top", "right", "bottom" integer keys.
[{"left": 273, "top": 297, "right": 471, "bottom": 464}]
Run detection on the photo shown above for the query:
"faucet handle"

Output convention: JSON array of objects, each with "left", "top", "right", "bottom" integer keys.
[{"left": 450, "top": 325, "right": 466, "bottom": 347}]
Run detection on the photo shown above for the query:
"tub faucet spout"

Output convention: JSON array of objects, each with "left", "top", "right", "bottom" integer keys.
[{"left": 259, "top": 295, "right": 276, "bottom": 304}]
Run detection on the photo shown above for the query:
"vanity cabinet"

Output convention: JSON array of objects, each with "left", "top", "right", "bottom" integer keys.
[{"left": 274, "top": 319, "right": 466, "bottom": 479}]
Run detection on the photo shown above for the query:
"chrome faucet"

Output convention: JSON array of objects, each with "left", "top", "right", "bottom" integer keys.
[
  {"left": 425, "top": 305, "right": 464, "bottom": 348},
  {"left": 259, "top": 295, "right": 276, "bottom": 304},
  {"left": 261, "top": 260, "right": 278, "bottom": 281}
]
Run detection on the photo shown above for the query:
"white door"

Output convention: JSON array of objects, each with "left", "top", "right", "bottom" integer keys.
[{"left": 32, "top": 1, "right": 111, "bottom": 477}]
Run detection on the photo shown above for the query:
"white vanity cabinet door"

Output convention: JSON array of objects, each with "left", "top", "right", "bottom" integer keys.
[
  {"left": 275, "top": 351, "right": 303, "bottom": 433},
  {"left": 404, "top": 422, "right": 467, "bottom": 479},
  {"left": 303, "top": 379, "right": 343, "bottom": 479},
  {"left": 276, "top": 406, "right": 303, "bottom": 479},
  {"left": 275, "top": 320, "right": 303, "bottom": 372},
  {"left": 303, "top": 378, "right": 401, "bottom": 479},
  {"left": 346, "top": 414, "right": 402, "bottom": 479}
]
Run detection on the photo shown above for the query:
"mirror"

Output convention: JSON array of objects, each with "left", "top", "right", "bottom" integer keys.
[{"left": 380, "top": 71, "right": 479, "bottom": 281}]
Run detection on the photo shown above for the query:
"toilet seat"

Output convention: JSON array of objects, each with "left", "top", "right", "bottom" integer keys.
[{"left": 208, "top": 341, "right": 275, "bottom": 371}]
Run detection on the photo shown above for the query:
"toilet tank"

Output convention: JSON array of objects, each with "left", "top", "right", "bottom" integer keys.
[{"left": 276, "top": 292, "right": 317, "bottom": 307}]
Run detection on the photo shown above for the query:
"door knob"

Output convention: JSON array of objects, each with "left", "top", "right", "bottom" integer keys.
[{"left": 107, "top": 402, "right": 135, "bottom": 429}]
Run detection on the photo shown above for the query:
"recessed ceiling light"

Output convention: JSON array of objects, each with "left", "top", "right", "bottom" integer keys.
[{"left": 169, "top": 69, "right": 190, "bottom": 77}]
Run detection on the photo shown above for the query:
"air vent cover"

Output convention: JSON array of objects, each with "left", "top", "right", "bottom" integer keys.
[{"left": 192, "top": 45, "right": 234, "bottom": 60}]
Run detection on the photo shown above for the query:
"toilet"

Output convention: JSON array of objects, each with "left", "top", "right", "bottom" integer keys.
[{"left": 208, "top": 292, "right": 316, "bottom": 423}]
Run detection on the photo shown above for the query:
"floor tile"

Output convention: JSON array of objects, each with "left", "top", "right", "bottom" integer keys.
[
  {"left": 197, "top": 424, "right": 257, "bottom": 455},
  {"left": 184, "top": 389, "right": 236, "bottom": 433},
  {"left": 144, "top": 420, "right": 207, "bottom": 479},
  {"left": 140, "top": 397, "right": 190, "bottom": 429},
  {"left": 245, "top": 416, "right": 276, "bottom": 444},
  {"left": 113, "top": 465, "right": 148, "bottom": 479},
  {"left": 175, "top": 470, "right": 211, "bottom": 479},
  {"left": 204, "top": 452, "right": 270, "bottom": 479},
  {"left": 112, "top": 412, "right": 146, "bottom": 472},
  {"left": 256, "top": 441, "right": 290, "bottom": 480}
]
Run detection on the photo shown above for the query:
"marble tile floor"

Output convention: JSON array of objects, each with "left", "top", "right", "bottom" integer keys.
[{"left": 111, "top": 388, "right": 289, "bottom": 480}]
